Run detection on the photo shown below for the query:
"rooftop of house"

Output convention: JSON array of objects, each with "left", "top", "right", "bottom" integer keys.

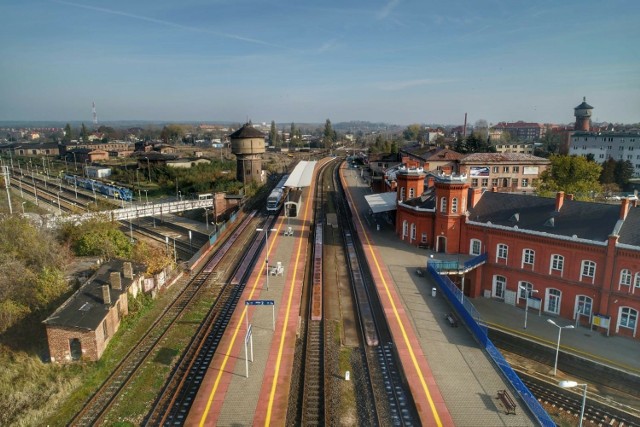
[
  {"left": 43, "top": 260, "right": 145, "bottom": 331},
  {"left": 228, "top": 123, "right": 265, "bottom": 139},
  {"left": 460, "top": 153, "right": 550, "bottom": 164}
]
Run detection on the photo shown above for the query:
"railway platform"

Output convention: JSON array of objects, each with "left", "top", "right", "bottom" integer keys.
[
  {"left": 340, "top": 165, "right": 539, "bottom": 426},
  {"left": 185, "top": 168, "right": 319, "bottom": 425}
]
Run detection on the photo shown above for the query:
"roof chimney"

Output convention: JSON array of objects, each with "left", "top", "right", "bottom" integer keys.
[
  {"left": 632, "top": 198, "right": 638, "bottom": 208},
  {"left": 555, "top": 191, "right": 565, "bottom": 212},
  {"left": 491, "top": 186, "right": 498, "bottom": 193},
  {"left": 620, "top": 198, "right": 630, "bottom": 220},
  {"left": 110, "top": 272, "right": 122, "bottom": 290},
  {"left": 123, "top": 262, "right": 133, "bottom": 280},
  {"left": 102, "top": 285, "right": 111, "bottom": 305}
]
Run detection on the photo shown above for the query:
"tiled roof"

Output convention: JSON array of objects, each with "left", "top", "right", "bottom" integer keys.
[
  {"left": 468, "top": 192, "right": 620, "bottom": 242},
  {"left": 492, "top": 122, "right": 544, "bottom": 129},
  {"left": 460, "top": 153, "right": 549, "bottom": 163},
  {"left": 402, "top": 146, "right": 463, "bottom": 161},
  {"left": 618, "top": 207, "right": 640, "bottom": 246}
]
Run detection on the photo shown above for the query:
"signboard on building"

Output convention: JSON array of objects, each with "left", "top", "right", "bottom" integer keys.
[{"left": 523, "top": 166, "right": 539, "bottom": 175}]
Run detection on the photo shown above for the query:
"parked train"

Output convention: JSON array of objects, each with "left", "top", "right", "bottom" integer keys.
[
  {"left": 63, "top": 174, "right": 134, "bottom": 202},
  {"left": 266, "top": 175, "right": 289, "bottom": 212}
]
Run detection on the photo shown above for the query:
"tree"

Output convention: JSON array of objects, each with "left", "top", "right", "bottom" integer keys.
[
  {"left": 322, "top": 119, "right": 336, "bottom": 148},
  {"left": 81, "top": 123, "right": 88, "bottom": 142},
  {"left": 63, "top": 123, "right": 72, "bottom": 143},
  {"left": 160, "top": 124, "right": 184, "bottom": 143},
  {"left": 473, "top": 119, "right": 489, "bottom": 142},
  {"left": 538, "top": 155, "right": 602, "bottom": 200},
  {"left": 600, "top": 158, "right": 616, "bottom": 184},
  {"left": 614, "top": 160, "right": 634, "bottom": 187},
  {"left": 538, "top": 131, "right": 563, "bottom": 156},
  {"left": 403, "top": 124, "right": 421, "bottom": 141}
]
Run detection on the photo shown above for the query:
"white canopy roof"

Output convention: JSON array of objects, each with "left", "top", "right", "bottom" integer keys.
[
  {"left": 284, "top": 160, "right": 317, "bottom": 188},
  {"left": 364, "top": 192, "right": 397, "bottom": 213}
]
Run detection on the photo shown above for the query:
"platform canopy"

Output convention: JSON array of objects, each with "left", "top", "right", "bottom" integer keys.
[
  {"left": 284, "top": 160, "right": 317, "bottom": 188},
  {"left": 364, "top": 192, "right": 397, "bottom": 214}
]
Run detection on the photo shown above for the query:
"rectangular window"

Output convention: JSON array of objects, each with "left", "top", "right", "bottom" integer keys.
[
  {"left": 497, "top": 244, "right": 508, "bottom": 261},
  {"left": 503, "top": 166, "right": 509, "bottom": 173},
  {"left": 492, "top": 166, "right": 499, "bottom": 173},
  {"left": 522, "top": 178, "right": 529, "bottom": 187},
  {"left": 481, "top": 178, "right": 488, "bottom": 187},
  {"left": 491, "top": 178, "right": 498, "bottom": 186},
  {"left": 421, "top": 233, "right": 427, "bottom": 243},
  {"left": 523, "top": 249, "right": 535, "bottom": 266},
  {"left": 470, "top": 239, "right": 481, "bottom": 255},
  {"left": 580, "top": 260, "right": 596, "bottom": 281},
  {"left": 512, "top": 166, "right": 520, "bottom": 173},
  {"left": 471, "top": 178, "right": 478, "bottom": 187}
]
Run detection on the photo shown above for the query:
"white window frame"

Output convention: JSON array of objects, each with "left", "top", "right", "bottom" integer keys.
[
  {"left": 496, "top": 243, "right": 508, "bottom": 262},
  {"left": 402, "top": 220, "right": 408, "bottom": 237},
  {"left": 522, "top": 248, "right": 535, "bottom": 268},
  {"left": 574, "top": 295, "right": 592, "bottom": 321},
  {"left": 634, "top": 273, "right": 640, "bottom": 293},
  {"left": 440, "top": 197, "right": 447, "bottom": 213},
  {"left": 580, "top": 260, "right": 596, "bottom": 282},
  {"left": 410, "top": 223, "right": 416, "bottom": 240},
  {"left": 451, "top": 197, "right": 458, "bottom": 213},
  {"left": 470, "top": 239, "right": 481, "bottom": 256},
  {"left": 492, "top": 275, "right": 506, "bottom": 299},
  {"left": 545, "top": 288, "right": 562, "bottom": 314},
  {"left": 617, "top": 307, "right": 638, "bottom": 337},
  {"left": 400, "top": 187, "right": 405, "bottom": 201},
  {"left": 550, "top": 254, "right": 564, "bottom": 275},
  {"left": 619, "top": 269, "right": 632, "bottom": 289},
  {"left": 421, "top": 233, "right": 427, "bottom": 243},
  {"left": 518, "top": 281, "right": 534, "bottom": 305}
]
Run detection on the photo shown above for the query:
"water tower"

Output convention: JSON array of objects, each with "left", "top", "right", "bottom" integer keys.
[
  {"left": 229, "top": 123, "right": 266, "bottom": 184},
  {"left": 574, "top": 97, "right": 593, "bottom": 131}
]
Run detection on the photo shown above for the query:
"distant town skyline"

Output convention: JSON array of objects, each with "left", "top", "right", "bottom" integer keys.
[{"left": 1, "top": 0, "right": 638, "bottom": 126}]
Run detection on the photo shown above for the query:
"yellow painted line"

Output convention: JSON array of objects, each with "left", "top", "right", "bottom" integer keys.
[
  {"left": 486, "top": 322, "right": 640, "bottom": 375},
  {"left": 265, "top": 170, "right": 316, "bottom": 426},
  {"left": 343, "top": 167, "right": 444, "bottom": 426},
  {"left": 198, "top": 218, "right": 284, "bottom": 426}
]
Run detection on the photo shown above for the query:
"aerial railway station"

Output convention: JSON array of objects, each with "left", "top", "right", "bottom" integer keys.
[{"left": 182, "top": 157, "right": 548, "bottom": 426}]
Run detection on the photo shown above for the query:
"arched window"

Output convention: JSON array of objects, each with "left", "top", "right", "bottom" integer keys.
[
  {"left": 580, "top": 260, "right": 596, "bottom": 282},
  {"left": 619, "top": 269, "right": 632, "bottom": 289},
  {"left": 545, "top": 288, "right": 561, "bottom": 314},
  {"left": 619, "top": 307, "right": 637, "bottom": 331},
  {"left": 410, "top": 223, "right": 416, "bottom": 240},
  {"left": 402, "top": 220, "right": 408, "bottom": 237},
  {"left": 451, "top": 197, "right": 458, "bottom": 213},
  {"left": 492, "top": 275, "right": 506, "bottom": 299},
  {"left": 496, "top": 243, "right": 508, "bottom": 262},
  {"left": 550, "top": 254, "right": 564, "bottom": 274},
  {"left": 400, "top": 187, "right": 405, "bottom": 201},
  {"left": 522, "top": 249, "right": 535, "bottom": 267},
  {"left": 575, "top": 295, "right": 592, "bottom": 319},
  {"left": 440, "top": 197, "right": 447, "bottom": 213},
  {"left": 518, "top": 281, "right": 535, "bottom": 304},
  {"left": 409, "top": 187, "right": 415, "bottom": 198}
]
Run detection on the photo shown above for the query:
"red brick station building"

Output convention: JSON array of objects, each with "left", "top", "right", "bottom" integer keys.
[{"left": 388, "top": 165, "right": 640, "bottom": 341}]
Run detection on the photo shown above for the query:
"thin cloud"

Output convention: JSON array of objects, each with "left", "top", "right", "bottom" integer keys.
[
  {"left": 377, "top": 0, "right": 400, "bottom": 20},
  {"left": 51, "top": 0, "right": 282, "bottom": 48},
  {"left": 376, "top": 78, "right": 457, "bottom": 91}
]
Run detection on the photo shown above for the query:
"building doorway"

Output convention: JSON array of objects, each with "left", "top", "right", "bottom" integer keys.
[
  {"left": 69, "top": 338, "right": 82, "bottom": 361},
  {"left": 436, "top": 235, "right": 447, "bottom": 253}
]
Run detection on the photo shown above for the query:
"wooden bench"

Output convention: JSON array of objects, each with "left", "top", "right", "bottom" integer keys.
[
  {"left": 445, "top": 313, "right": 458, "bottom": 327},
  {"left": 496, "top": 389, "right": 517, "bottom": 415}
]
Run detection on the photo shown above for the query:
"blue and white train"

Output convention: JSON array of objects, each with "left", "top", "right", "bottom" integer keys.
[
  {"left": 63, "top": 174, "right": 134, "bottom": 202},
  {"left": 266, "top": 175, "right": 289, "bottom": 212}
]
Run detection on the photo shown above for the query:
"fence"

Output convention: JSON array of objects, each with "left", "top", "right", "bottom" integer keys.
[{"left": 427, "top": 263, "right": 555, "bottom": 427}]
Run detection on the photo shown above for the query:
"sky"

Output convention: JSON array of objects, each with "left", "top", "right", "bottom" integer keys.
[{"left": 1, "top": 0, "right": 639, "bottom": 126}]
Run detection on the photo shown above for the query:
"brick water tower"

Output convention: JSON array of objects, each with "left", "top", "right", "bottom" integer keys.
[
  {"left": 574, "top": 96, "right": 593, "bottom": 131},
  {"left": 229, "top": 123, "right": 266, "bottom": 184}
]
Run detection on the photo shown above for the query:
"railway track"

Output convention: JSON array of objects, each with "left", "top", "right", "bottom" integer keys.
[
  {"left": 68, "top": 212, "right": 257, "bottom": 426},
  {"left": 146, "top": 214, "right": 279, "bottom": 425},
  {"left": 333, "top": 162, "right": 418, "bottom": 426},
  {"left": 300, "top": 161, "right": 331, "bottom": 426}
]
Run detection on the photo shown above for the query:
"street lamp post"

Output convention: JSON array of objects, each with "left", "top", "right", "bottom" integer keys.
[
  {"left": 548, "top": 319, "right": 574, "bottom": 376},
  {"left": 559, "top": 381, "right": 588, "bottom": 427},
  {"left": 56, "top": 191, "right": 62, "bottom": 215},
  {"left": 518, "top": 285, "right": 538, "bottom": 329},
  {"left": 21, "top": 201, "right": 26, "bottom": 214},
  {"left": 256, "top": 227, "right": 277, "bottom": 290},
  {"left": 143, "top": 189, "right": 149, "bottom": 204}
]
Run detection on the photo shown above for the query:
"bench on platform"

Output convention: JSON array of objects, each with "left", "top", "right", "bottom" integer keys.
[
  {"left": 496, "top": 389, "right": 517, "bottom": 415},
  {"left": 445, "top": 313, "right": 458, "bottom": 327}
]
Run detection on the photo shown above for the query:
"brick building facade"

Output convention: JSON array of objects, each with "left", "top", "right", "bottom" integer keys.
[
  {"left": 44, "top": 261, "right": 144, "bottom": 363},
  {"left": 394, "top": 170, "right": 640, "bottom": 341}
]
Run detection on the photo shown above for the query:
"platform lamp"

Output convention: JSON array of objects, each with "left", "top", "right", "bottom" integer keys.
[
  {"left": 256, "top": 227, "right": 277, "bottom": 291},
  {"left": 548, "top": 319, "right": 574, "bottom": 376},
  {"left": 518, "top": 284, "right": 538, "bottom": 329},
  {"left": 559, "top": 381, "right": 587, "bottom": 427}
]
